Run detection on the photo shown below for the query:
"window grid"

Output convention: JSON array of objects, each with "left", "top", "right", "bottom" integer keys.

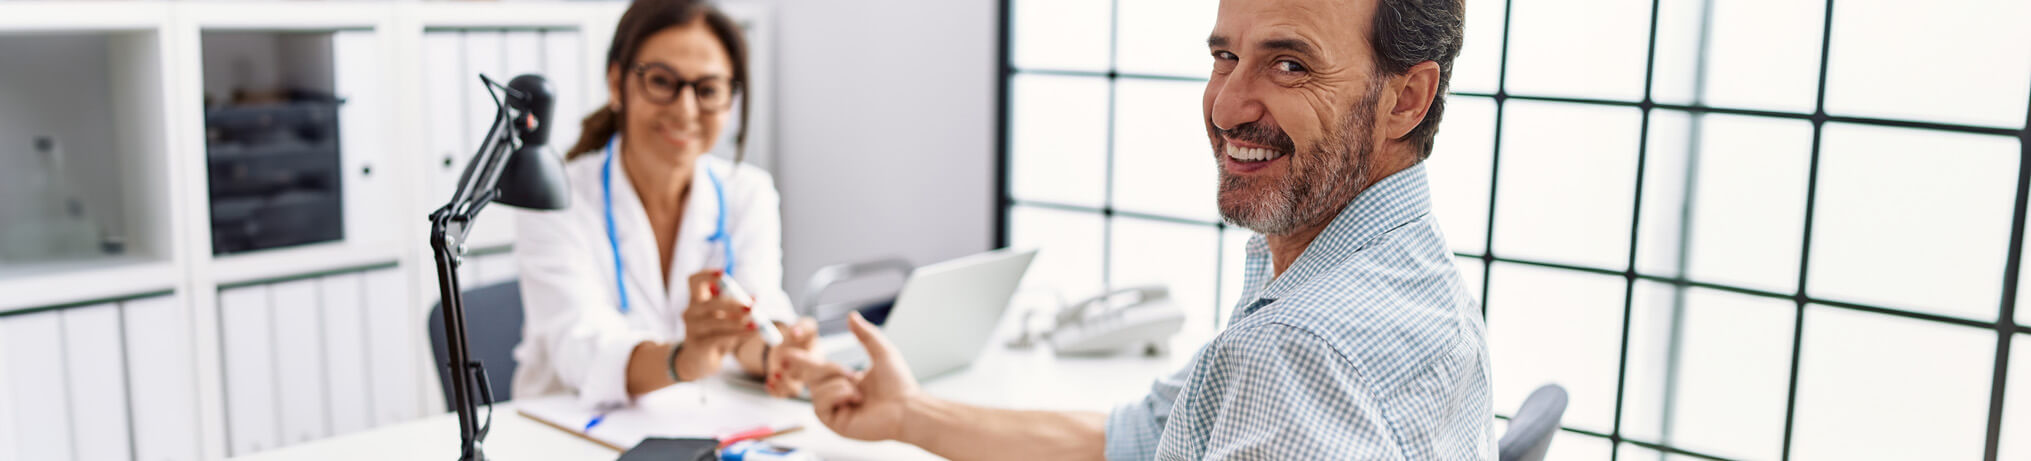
[{"left": 993, "top": 0, "right": 2031, "bottom": 459}]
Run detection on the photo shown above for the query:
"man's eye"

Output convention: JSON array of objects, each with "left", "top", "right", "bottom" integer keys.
[
  {"left": 1213, "top": 50, "right": 1238, "bottom": 61},
  {"left": 1274, "top": 60, "right": 1307, "bottom": 73}
]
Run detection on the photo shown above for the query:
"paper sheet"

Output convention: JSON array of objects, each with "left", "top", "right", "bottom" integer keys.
[{"left": 516, "top": 383, "right": 782, "bottom": 451}]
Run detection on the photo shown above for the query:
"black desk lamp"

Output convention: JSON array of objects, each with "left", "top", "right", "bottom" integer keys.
[{"left": 429, "top": 74, "right": 568, "bottom": 461}]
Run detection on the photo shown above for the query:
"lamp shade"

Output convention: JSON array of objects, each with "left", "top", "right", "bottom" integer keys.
[{"left": 495, "top": 144, "right": 568, "bottom": 210}]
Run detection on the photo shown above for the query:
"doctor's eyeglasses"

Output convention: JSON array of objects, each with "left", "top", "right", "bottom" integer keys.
[{"left": 631, "top": 62, "right": 736, "bottom": 112}]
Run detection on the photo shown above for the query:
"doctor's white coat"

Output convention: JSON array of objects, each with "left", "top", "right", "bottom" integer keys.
[{"left": 510, "top": 145, "right": 794, "bottom": 408}]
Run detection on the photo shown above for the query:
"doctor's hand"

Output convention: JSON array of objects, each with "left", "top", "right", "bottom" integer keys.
[
  {"left": 674, "top": 269, "right": 755, "bottom": 380},
  {"left": 763, "top": 316, "right": 820, "bottom": 398},
  {"left": 805, "top": 311, "right": 921, "bottom": 442}
]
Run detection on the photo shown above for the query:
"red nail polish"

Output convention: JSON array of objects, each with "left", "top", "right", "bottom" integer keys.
[
  {"left": 747, "top": 322, "right": 756, "bottom": 331},
  {"left": 743, "top": 306, "right": 751, "bottom": 312},
  {"left": 710, "top": 285, "right": 720, "bottom": 296}
]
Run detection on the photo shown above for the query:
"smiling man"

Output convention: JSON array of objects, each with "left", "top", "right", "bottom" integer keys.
[{"left": 797, "top": 0, "right": 1490, "bottom": 459}]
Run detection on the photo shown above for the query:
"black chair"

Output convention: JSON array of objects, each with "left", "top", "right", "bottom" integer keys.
[
  {"left": 1498, "top": 384, "right": 1569, "bottom": 461},
  {"left": 428, "top": 280, "right": 525, "bottom": 410}
]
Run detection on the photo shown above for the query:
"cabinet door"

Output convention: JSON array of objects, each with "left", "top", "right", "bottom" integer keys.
[
  {"left": 540, "top": 29, "right": 587, "bottom": 158},
  {"left": 365, "top": 268, "right": 421, "bottom": 425},
  {"left": 124, "top": 294, "right": 203, "bottom": 461},
  {"left": 62, "top": 303, "right": 132, "bottom": 461},
  {"left": 218, "top": 285, "right": 279, "bottom": 455},
  {"left": 269, "top": 278, "right": 329, "bottom": 445},
  {"left": 336, "top": 29, "right": 397, "bottom": 247},
  {"left": 320, "top": 273, "right": 373, "bottom": 435},
  {"left": 2, "top": 311, "right": 73, "bottom": 460}
]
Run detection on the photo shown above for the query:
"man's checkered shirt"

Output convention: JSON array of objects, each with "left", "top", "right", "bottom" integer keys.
[{"left": 1104, "top": 163, "right": 1495, "bottom": 460}]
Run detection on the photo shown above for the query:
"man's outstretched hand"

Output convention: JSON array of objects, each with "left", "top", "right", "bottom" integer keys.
[{"left": 800, "top": 311, "right": 923, "bottom": 442}]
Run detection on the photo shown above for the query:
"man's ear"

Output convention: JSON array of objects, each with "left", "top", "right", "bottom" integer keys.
[{"left": 1383, "top": 61, "right": 1442, "bottom": 141}]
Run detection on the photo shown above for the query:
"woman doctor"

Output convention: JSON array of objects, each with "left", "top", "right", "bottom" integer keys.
[{"left": 513, "top": 0, "right": 818, "bottom": 407}]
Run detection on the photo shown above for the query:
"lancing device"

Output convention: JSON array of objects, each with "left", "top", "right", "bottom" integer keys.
[{"left": 716, "top": 273, "right": 783, "bottom": 345}]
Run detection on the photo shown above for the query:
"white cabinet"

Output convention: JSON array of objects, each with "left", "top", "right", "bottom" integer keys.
[
  {"left": 123, "top": 294, "right": 202, "bottom": 461},
  {"left": 2, "top": 311, "right": 74, "bottom": 460},
  {"left": 336, "top": 29, "right": 399, "bottom": 248},
  {"left": 320, "top": 273, "right": 374, "bottom": 436},
  {"left": 365, "top": 268, "right": 422, "bottom": 425},
  {"left": 60, "top": 303, "right": 132, "bottom": 461},
  {"left": 218, "top": 285, "right": 278, "bottom": 455},
  {"left": 269, "top": 279, "right": 330, "bottom": 445}
]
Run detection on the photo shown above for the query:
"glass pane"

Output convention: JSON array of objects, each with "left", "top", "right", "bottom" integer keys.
[
  {"left": 1824, "top": 0, "right": 2031, "bottom": 127},
  {"left": 1456, "top": 256, "right": 1486, "bottom": 309},
  {"left": 1791, "top": 305, "right": 1995, "bottom": 460},
  {"left": 1700, "top": 0, "right": 1825, "bottom": 113},
  {"left": 201, "top": 31, "right": 348, "bottom": 255},
  {"left": 1547, "top": 431, "right": 1613, "bottom": 461},
  {"left": 1109, "top": 217, "right": 1221, "bottom": 345},
  {"left": 1486, "top": 263, "right": 1627, "bottom": 433},
  {"left": 1112, "top": 78, "right": 1219, "bottom": 222},
  {"left": 1648, "top": 0, "right": 1703, "bottom": 105},
  {"left": 1010, "top": 74, "right": 1110, "bottom": 207},
  {"left": 1493, "top": 101, "right": 1642, "bottom": 270},
  {"left": 1635, "top": 110, "right": 1693, "bottom": 277},
  {"left": 1114, "top": 0, "right": 1217, "bottom": 78},
  {"left": 1618, "top": 281, "right": 1676, "bottom": 444},
  {"left": 1504, "top": 0, "right": 1653, "bottom": 101},
  {"left": 1217, "top": 227, "right": 1254, "bottom": 328},
  {"left": 2001, "top": 333, "right": 2031, "bottom": 460},
  {"left": 1808, "top": 124, "right": 2018, "bottom": 321},
  {"left": 1010, "top": 0, "right": 1112, "bottom": 72},
  {"left": 1686, "top": 115, "right": 1812, "bottom": 293},
  {"left": 1662, "top": 289, "right": 1795, "bottom": 460},
  {"left": 1449, "top": 0, "right": 1507, "bottom": 94},
  {"left": 1428, "top": 96, "right": 1497, "bottom": 254},
  {"left": 1010, "top": 205, "right": 1106, "bottom": 301}
]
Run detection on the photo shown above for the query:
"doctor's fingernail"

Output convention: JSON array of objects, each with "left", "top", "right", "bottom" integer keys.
[
  {"left": 742, "top": 306, "right": 751, "bottom": 312},
  {"left": 747, "top": 322, "right": 756, "bottom": 330}
]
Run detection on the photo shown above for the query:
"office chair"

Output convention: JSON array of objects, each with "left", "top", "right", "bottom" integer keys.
[
  {"left": 798, "top": 257, "right": 913, "bottom": 334},
  {"left": 1498, "top": 384, "right": 1569, "bottom": 461},
  {"left": 428, "top": 280, "right": 525, "bottom": 410}
]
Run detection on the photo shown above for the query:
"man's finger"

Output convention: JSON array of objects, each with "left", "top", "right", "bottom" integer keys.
[{"left": 846, "top": 311, "right": 899, "bottom": 363}]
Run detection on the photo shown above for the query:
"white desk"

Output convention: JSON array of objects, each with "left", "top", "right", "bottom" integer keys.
[{"left": 230, "top": 332, "right": 1195, "bottom": 461}]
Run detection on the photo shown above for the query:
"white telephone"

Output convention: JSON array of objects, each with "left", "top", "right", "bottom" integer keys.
[{"left": 1009, "top": 285, "right": 1187, "bottom": 356}]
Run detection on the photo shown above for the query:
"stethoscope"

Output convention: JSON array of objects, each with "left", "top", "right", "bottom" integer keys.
[{"left": 601, "top": 135, "right": 736, "bottom": 314}]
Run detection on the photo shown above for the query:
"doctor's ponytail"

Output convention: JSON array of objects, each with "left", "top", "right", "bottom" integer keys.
[{"left": 567, "top": 0, "right": 750, "bottom": 165}]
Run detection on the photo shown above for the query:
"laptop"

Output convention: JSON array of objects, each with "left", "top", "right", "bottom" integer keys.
[{"left": 823, "top": 248, "right": 1038, "bottom": 382}]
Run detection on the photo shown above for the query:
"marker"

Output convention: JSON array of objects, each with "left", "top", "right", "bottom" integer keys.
[
  {"left": 716, "top": 423, "right": 803, "bottom": 448},
  {"left": 716, "top": 273, "right": 782, "bottom": 345}
]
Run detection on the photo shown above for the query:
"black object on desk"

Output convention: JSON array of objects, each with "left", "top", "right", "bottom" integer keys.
[
  {"left": 616, "top": 438, "right": 720, "bottom": 461},
  {"left": 428, "top": 73, "right": 569, "bottom": 461}
]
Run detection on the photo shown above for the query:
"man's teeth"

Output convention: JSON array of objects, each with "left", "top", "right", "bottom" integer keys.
[{"left": 1226, "top": 143, "right": 1284, "bottom": 162}]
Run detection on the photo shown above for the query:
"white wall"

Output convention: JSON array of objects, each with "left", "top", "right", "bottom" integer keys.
[{"left": 746, "top": 0, "right": 1001, "bottom": 299}]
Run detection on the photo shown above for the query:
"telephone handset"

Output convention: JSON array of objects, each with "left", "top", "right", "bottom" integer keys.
[{"left": 1010, "top": 285, "right": 1187, "bottom": 356}]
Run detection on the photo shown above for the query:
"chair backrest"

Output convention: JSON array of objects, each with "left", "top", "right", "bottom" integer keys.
[
  {"left": 1498, "top": 384, "right": 1569, "bottom": 461},
  {"left": 427, "top": 280, "right": 525, "bottom": 410},
  {"left": 798, "top": 257, "right": 912, "bottom": 333}
]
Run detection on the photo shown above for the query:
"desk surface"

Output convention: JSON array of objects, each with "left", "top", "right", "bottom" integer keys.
[{"left": 230, "top": 331, "right": 1195, "bottom": 461}]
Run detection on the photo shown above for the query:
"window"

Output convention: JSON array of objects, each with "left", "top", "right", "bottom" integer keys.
[{"left": 998, "top": 0, "right": 2031, "bottom": 459}]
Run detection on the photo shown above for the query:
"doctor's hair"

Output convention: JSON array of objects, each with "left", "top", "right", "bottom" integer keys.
[
  {"left": 567, "top": 0, "right": 750, "bottom": 163},
  {"left": 1372, "top": 0, "right": 1465, "bottom": 160}
]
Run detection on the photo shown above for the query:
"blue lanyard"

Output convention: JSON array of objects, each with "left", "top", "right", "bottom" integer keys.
[{"left": 602, "top": 136, "right": 736, "bottom": 314}]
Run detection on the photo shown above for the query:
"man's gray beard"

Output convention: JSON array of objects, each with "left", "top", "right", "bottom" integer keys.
[{"left": 1217, "top": 91, "right": 1378, "bottom": 236}]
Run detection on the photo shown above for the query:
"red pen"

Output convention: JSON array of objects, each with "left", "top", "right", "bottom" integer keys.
[{"left": 716, "top": 423, "right": 803, "bottom": 448}]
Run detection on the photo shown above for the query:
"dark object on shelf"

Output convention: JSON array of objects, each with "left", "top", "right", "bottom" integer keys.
[{"left": 204, "top": 95, "right": 345, "bottom": 255}]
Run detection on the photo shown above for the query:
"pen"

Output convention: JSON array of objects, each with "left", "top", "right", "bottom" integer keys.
[{"left": 584, "top": 413, "right": 606, "bottom": 432}]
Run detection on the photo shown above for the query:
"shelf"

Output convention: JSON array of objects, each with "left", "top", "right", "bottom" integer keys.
[
  {"left": 0, "top": 256, "right": 178, "bottom": 313},
  {"left": 210, "top": 241, "right": 402, "bottom": 288},
  {"left": 0, "top": 29, "right": 175, "bottom": 275}
]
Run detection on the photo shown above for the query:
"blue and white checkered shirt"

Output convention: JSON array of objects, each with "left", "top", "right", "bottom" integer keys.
[{"left": 1104, "top": 163, "right": 1496, "bottom": 460}]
